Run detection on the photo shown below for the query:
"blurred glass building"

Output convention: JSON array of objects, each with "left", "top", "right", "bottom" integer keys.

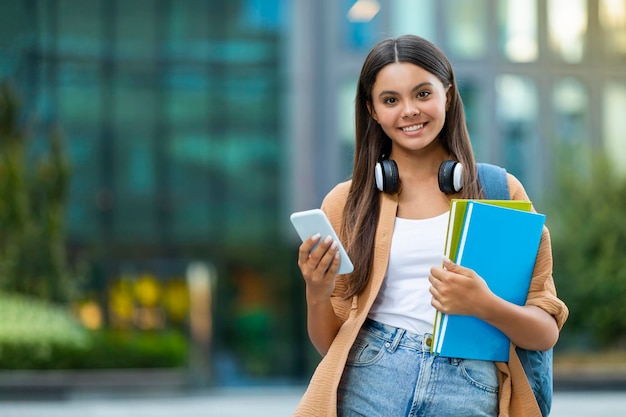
[{"left": 0, "top": 0, "right": 625, "bottom": 386}]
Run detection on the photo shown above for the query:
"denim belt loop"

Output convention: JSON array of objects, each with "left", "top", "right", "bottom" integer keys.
[{"left": 386, "top": 327, "right": 405, "bottom": 353}]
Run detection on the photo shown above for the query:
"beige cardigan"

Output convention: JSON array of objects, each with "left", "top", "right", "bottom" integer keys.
[{"left": 293, "top": 174, "right": 569, "bottom": 417}]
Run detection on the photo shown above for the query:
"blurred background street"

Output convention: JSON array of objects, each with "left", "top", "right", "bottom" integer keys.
[{"left": 0, "top": 388, "right": 626, "bottom": 417}]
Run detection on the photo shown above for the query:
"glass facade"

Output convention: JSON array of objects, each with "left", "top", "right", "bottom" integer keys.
[
  {"left": 1, "top": 0, "right": 625, "bottom": 386},
  {"left": 1, "top": 0, "right": 309, "bottom": 385}
]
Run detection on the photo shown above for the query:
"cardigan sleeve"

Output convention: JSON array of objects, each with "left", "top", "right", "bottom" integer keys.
[
  {"left": 320, "top": 181, "right": 355, "bottom": 322},
  {"left": 507, "top": 174, "right": 569, "bottom": 329}
]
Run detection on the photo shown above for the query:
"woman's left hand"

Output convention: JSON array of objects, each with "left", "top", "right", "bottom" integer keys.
[{"left": 428, "top": 257, "right": 495, "bottom": 317}]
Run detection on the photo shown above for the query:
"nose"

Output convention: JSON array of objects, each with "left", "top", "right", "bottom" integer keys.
[{"left": 402, "top": 101, "right": 420, "bottom": 118}]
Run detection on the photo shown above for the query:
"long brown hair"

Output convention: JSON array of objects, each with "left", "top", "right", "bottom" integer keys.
[{"left": 341, "top": 34, "right": 483, "bottom": 298}]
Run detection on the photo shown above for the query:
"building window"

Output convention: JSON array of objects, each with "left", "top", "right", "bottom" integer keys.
[
  {"left": 338, "top": 78, "right": 357, "bottom": 179},
  {"left": 496, "top": 75, "right": 538, "bottom": 185},
  {"left": 548, "top": 0, "right": 588, "bottom": 63},
  {"left": 458, "top": 80, "right": 487, "bottom": 160},
  {"left": 343, "top": 0, "right": 384, "bottom": 51},
  {"left": 338, "top": 78, "right": 356, "bottom": 145},
  {"left": 499, "top": 0, "right": 538, "bottom": 62},
  {"left": 553, "top": 78, "right": 590, "bottom": 145},
  {"left": 390, "top": 0, "right": 436, "bottom": 41},
  {"left": 603, "top": 81, "right": 626, "bottom": 176},
  {"left": 443, "top": 0, "right": 488, "bottom": 59},
  {"left": 599, "top": 0, "right": 626, "bottom": 59},
  {"left": 553, "top": 77, "right": 591, "bottom": 171}
]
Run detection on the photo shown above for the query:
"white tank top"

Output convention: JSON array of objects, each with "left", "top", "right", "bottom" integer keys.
[{"left": 368, "top": 212, "right": 449, "bottom": 335}]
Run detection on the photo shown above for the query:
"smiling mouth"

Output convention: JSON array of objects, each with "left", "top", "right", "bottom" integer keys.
[{"left": 401, "top": 123, "right": 424, "bottom": 132}]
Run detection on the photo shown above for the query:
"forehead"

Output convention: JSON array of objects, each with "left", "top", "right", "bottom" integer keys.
[{"left": 372, "top": 62, "right": 442, "bottom": 92}]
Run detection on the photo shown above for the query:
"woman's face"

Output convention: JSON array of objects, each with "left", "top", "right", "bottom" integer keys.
[{"left": 368, "top": 62, "right": 450, "bottom": 156}]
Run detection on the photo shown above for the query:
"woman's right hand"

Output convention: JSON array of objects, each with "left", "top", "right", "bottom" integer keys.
[
  {"left": 297, "top": 233, "right": 344, "bottom": 355},
  {"left": 297, "top": 233, "right": 341, "bottom": 301}
]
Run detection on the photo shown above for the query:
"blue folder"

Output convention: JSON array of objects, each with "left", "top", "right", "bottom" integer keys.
[{"left": 433, "top": 201, "right": 546, "bottom": 362}]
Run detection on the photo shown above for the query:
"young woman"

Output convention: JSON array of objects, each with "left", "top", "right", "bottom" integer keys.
[{"left": 293, "top": 35, "right": 568, "bottom": 417}]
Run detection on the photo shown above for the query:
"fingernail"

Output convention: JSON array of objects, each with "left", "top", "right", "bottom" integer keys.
[
  {"left": 311, "top": 233, "right": 321, "bottom": 241},
  {"left": 324, "top": 235, "right": 332, "bottom": 244},
  {"left": 331, "top": 241, "right": 338, "bottom": 250},
  {"left": 442, "top": 255, "right": 453, "bottom": 265}
]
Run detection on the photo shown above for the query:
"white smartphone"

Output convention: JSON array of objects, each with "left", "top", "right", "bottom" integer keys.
[{"left": 290, "top": 209, "right": 354, "bottom": 275}]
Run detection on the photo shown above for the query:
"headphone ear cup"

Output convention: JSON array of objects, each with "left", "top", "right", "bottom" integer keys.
[
  {"left": 375, "top": 159, "right": 399, "bottom": 194},
  {"left": 438, "top": 160, "right": 463, "bottom": 194},
  {"left": 375, "top": 162, "right": 384, "bottom": 191}
]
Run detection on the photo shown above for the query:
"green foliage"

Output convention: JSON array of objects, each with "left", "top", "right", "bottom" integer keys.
[
  {"left": 0, "top": 292, "right": 188, "bottom": 370},
  {"left": 547, "top": 151, "right": 626, "bottom": 348},
  {"left": 0, "top": 80, "right": 74, "bottom": 302},
  {"left": 70, "top": 330, "right": 189, "bottom": 369},
  {"left": 0, "top": 292, "right": 90, "bottom": 369}
]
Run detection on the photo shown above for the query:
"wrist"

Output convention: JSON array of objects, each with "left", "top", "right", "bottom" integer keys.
[
  {"left": 476, "top": 290, "right": 503, "bottom": 322},
  {"left": 305, "top": 288, "right": 332, "bottom": 307}
]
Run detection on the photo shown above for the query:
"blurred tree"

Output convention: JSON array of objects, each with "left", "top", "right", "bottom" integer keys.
[
  {"left": 548, "top": 150, "right": 626, "bottom": 348},
  {"left": 0, "top": 79, "right": 74, "bottom": 302}
]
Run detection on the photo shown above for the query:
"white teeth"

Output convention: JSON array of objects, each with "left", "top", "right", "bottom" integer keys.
[{"left": 402, "top": 124, "right": 423, "bottom": 132}]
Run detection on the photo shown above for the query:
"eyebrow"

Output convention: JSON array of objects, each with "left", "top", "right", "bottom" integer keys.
[{"left": 377, "top": 82, "right": 434, "bottom": 98}]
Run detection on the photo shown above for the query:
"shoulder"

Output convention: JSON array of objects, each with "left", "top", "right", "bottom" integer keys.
[
  {"left": 506, "top": 172, "right": 531, "bottom": 201},
  {"left": 321, "top": 180, "right": 352, "bottom": 206},
  {"left": 320, "top": 180, "right": 352, "bottom": 228}
]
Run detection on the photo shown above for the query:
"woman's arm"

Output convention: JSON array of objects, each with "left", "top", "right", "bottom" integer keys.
[
  {"left": 478, "top": 293, "right": 559, "bottom": 350},
  {"left": 429, "top": 257, "right": 559, "bottom": 351},
  {"left": 298, "top": 233, "right": 345, "bottom": 355}
]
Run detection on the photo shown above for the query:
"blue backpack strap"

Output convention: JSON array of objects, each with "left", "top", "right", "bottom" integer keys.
[
  {"left": 477, "top": 163, "right": 509, "bottom": 200},
  {"left": 516, "top": 346, "right": 552, "bottom": 416},
  {"left": 477, "top": 161, "right": 552, "bottom": 417}
]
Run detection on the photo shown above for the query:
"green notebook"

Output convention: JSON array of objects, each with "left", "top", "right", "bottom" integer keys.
[{"left": 444, "top": 199, "right": 532, "bottom": 262}]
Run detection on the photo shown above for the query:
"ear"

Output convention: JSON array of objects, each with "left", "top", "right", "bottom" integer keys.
[
  {"left": 445, "top": 84, "right": 453, "bottom": 111},
  {"left": 367, "top": 101, "right": 378, "bottom": 122}
]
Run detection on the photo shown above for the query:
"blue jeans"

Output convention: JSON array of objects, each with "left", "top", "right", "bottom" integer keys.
[{"left": 338, "top": 319, "right": 499, "bottom": 417}]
